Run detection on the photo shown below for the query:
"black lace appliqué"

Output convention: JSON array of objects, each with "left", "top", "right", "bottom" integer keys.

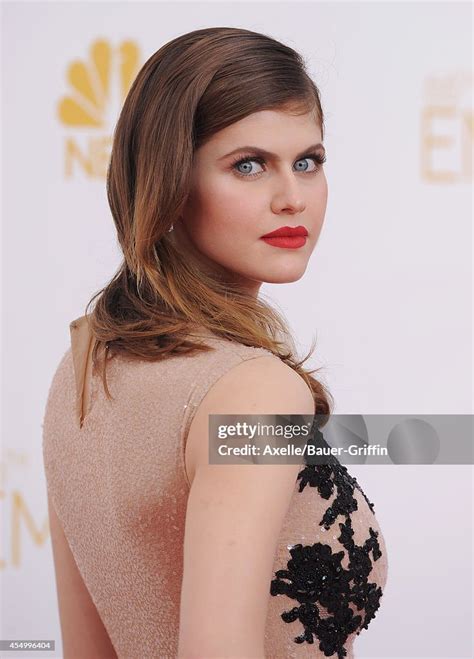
[{"left": 270, "top": 426, "right": 384, "bottom": 658}]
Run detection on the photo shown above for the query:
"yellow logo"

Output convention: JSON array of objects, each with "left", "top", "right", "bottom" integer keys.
[
  {"left": 58, "top": 38, "right": 141, "bottom": 177},
  {"left": 421, "top": 72, "right": 473, "bottom": 182},
  {"left": 0, "top": 450, "right": 50, "bottom": 569}
]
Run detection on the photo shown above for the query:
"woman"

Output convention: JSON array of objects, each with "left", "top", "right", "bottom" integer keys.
[{"left": 42, "top": 26, "right": 389, "bottom": 658}]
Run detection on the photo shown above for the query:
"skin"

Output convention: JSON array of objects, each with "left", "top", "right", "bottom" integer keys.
[{"left": 171, "top": 107, "right": 328, "bottom": 297}]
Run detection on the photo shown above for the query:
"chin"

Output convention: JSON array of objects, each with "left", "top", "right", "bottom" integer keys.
[
  {"left": 261, "top": 266, "right": 307, "bottom": 284},
  {"left": 266, "top": 274, "right": 304, "bottom": 284}
]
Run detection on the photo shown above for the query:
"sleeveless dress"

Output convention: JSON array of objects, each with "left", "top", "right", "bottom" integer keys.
[{"left": 42, "top": 315, "right": 389, "bottom": 658}]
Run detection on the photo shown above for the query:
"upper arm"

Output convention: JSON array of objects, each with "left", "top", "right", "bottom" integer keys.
[{"left": 178, "top": 356, "right": 315, "bottom": 658}]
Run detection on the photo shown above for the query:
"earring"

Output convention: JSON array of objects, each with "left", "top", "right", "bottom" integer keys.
[{"left": 167, "top": 224, "right": 174, "bottom": 232}]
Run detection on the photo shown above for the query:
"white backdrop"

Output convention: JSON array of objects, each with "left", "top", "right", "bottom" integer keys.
[{"left": 1, "top": 1, "right": 472, "bottom": 658}]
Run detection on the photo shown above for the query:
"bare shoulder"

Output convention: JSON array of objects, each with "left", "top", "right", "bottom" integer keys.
[
  {"left": 197, "top": 353, "right": 315, "bottom": 415},
  {"left": 184, "top": 354, "right": 315, "bottom": 488}
]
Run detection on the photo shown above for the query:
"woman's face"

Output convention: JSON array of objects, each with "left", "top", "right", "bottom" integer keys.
[{"left": 174, "top": 107, "right": 328, "bottom": 296}]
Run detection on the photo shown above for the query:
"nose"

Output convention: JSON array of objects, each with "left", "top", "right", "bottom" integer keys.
[{"left": 270, "top": 174, "right": 306, "bottom": 214}]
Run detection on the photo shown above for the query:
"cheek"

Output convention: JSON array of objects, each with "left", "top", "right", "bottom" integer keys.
[
  {"left": 312, "top": 173, "right": 328, "bottom": 208},
  {"left": 308, "top": 176, "right": 328, "bottom": 233},
  {"left": 322, "top": 174, "right": 329, "bottom": 207},
  {"left": 192, "top": 179, "right": 260, "bottom": 242}
]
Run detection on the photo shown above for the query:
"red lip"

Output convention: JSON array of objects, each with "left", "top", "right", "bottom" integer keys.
[{"left": 261, "top": 225, "right": 308, "bottom": 238}]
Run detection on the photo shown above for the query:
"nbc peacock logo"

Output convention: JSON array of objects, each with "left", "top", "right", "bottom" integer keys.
[{"left": 57, "top": 38, "right": 141, "bottom": 178}]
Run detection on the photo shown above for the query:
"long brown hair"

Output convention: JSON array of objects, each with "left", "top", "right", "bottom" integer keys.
[{"left": 85, "top": 26, "right": 334, "bottom": 424}]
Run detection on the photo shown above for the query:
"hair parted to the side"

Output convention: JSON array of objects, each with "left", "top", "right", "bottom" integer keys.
[{"left": 85, "top": 26, "right": 334, "bottom": 426}]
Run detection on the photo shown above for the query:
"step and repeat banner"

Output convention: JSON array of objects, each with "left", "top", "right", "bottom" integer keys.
[{"left": 1, "top": 2, "right": 472, "bottom": 658}]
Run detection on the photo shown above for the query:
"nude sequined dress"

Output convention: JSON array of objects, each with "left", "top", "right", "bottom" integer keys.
[{"left": 42, "top": 315, "right": 389, "bottom": 658}]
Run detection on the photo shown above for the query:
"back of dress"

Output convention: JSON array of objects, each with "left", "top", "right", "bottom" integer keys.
[
  {"left": 42, "top": 315, "right": 389, "bottom": 659},
  {"left": 42, "top": 316, "right": 278, "bottom": 657}
]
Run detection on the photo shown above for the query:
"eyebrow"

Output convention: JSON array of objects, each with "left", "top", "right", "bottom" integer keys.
[{"left": 219, "top": 142, "right": 326, "bottom": 161}]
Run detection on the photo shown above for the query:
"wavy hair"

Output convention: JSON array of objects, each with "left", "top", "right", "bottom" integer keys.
[{"left": 85, "top": 26, "right": 334, "bottom": 424}]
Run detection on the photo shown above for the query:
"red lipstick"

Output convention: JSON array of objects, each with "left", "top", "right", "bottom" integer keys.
[{"left": 260, "top": 225, "right": 308, "bottom": 249}]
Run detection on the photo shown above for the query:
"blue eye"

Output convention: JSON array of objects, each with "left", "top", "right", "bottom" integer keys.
[
  {"left": 294, "top": 157, "right": 320, "bottom": 172},
  {"left": 231, "top": 152, "right": 326, "bottom": 179},
  {"left": 234, "top": 158, "right": 264, "bottom": 176}
]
